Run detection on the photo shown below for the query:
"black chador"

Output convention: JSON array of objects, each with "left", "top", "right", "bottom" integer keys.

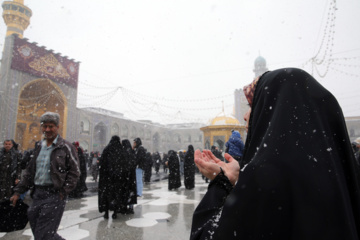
[{"left": 191, "top": 68, "right": 360, "bottom": 240}]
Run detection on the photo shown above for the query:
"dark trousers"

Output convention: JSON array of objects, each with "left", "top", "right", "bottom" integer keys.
[{"left": 28, "top": 188, "right": 66, "bottom": 240}]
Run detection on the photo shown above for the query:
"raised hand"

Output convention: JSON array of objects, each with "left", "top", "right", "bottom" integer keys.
[{"left": 194, "top": 149, "right": 240, "bottom": 185}]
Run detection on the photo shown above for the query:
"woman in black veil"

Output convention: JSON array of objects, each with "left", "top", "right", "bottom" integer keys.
[
  {"left": 122, "top": 139, "right": 137, "bottom": 214},
  {"left": 190, "top": 68, "right": 360, "bottom": 239},
  {"left": 98, "top": 135, "right": 122, "bottom": 219},
  {"left": 184, "top": 145, "right": 195, "bottom": 189}
]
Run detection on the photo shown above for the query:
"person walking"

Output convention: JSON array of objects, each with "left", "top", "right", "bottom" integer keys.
[
  {"left": 91, "top": 152, "right": 100, "bottom": 182},
  {"left": 0, "top": 139, "right": 22, "bottom": 201},
  {"left": 179, "top": 151, "right": 185, "bottom": 176},
  {"left": 69, "top": 141, "right": 88, "bottom": 198},
  {"left": 162, "top": 153, "right": 169, "bottom": 173},
  {"left": 144, "top": 152, "right": 153, "bottom": 184},
  {"left": 184, "top": 145, "right": 195, "bottom": 190},
  {"left": 167, "top": 150, "right": 181, "bottom": 190},
  {"left": 190, "top": 68, "right": 360, "bottom": 240},
  {"left": 98, "top": 135, "right": 122, "bottom": 219},
  {"left": 153, "top": 151, "right": 161, "bottom": 174},
  {"left": 133, "top": 138, "right": 146, "bottom": 197},
  {"left": 122, "top": 139, "right": 137, "bottom": 214},
  {"left": 11, "top": 112, "right": 80, "bottom": 240}
]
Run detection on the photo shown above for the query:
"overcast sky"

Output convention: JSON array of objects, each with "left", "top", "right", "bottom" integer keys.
[{"left": 0, "top": 0, "right": 359, "bottom": 124}]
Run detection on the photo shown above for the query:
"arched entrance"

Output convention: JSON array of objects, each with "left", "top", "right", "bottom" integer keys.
[
  {"left": 94, "top": 122, "right": 107, "bottom": 152},
  {"left": 214, "top": 139, "right": 225, "bottom": 152},
  {"left": 15, "top": 79, "right": 67, "bottom": 151}
]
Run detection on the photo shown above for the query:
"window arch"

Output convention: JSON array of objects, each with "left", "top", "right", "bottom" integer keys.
[
  {"left": 138, "top": 128, "right": 144, "bottom": 139},
  {"left": 80, "top": 119, "right": 90, "bottom": 134},
  {"left": 121, "top": 125, "right": 128, "bottom": 138},
  {"left": 173, "top": 134, "right": 181, "bottom": 143},
  {"left": 130, "top": 126, "right": 137, "bottom": 139},
  {"left": 145, "top": 130, "right": 151, "bottom": 140},
  {"left": 111, "top": 123, "right": 119, "bottom": 136}
]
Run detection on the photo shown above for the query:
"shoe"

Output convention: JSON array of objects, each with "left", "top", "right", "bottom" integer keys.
[
  {"left": 112, "top": 213, "right": 117, "bottom": 219},
  {"left": 104, "top": 212, "right": 109, "bottom": 219}
]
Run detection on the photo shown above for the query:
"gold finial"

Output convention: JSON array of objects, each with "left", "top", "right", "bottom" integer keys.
[{"left": 2, "top": 0, "right": 32, "bottom": 38}]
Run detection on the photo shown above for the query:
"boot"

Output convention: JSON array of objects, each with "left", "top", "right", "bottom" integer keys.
[
  {"left": 112, "top": 212, "right": 117, "bottom": 219},
  {"left": 104, "top": 211, "right": 109, "bottom": 219}
]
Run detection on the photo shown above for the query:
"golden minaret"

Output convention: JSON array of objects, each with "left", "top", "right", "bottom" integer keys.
[{"left": 2, "top": 0, "right": 32, "bottom": 38}]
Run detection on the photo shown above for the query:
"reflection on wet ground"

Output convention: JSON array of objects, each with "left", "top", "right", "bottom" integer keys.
[{"left": 0, "top": 174, "right": 208, "bottom": 240}]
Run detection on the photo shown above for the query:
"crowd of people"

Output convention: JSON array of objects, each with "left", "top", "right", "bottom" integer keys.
[
  {"left": 0, "top": 111, "right": 200, "bottom": 237},
  {"left": 97, "top": 136, "right": 199, "bottom": 218}
]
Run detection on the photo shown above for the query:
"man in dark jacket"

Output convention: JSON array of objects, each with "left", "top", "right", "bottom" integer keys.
[
  {"left": 0, "top": 139, "right": 22, "bottom": 201},
  {"left": 133, "top": 138, "right": 146, "bottom": 197},
  {"left": 11, "top": 112, "right": 80, "bottom": 240}
]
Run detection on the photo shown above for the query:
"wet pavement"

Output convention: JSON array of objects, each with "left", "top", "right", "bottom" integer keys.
[{"left": 0, "top": 173, "right": 208, "bottom": 240}]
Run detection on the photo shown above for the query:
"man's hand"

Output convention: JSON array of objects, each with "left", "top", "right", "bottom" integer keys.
[
  {"left": 10, "top": 194, "right": 20, "bottom": 207},
  {"left": 194, "top": 149, "right": 240, "bottom": 185},
  {"left": 15, "top": 179, "right": 20, "bottom": 185}
]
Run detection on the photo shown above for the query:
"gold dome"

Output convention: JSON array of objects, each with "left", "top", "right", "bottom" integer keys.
[{"left": 210, "top": 114, "right": 240, "bottom": 126}]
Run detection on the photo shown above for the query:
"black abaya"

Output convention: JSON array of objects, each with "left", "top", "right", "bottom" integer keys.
[
  {"left": 122, "top": 139, "right": 137, "bottom": 206},
  {"left": 168, "top": 150, "right": 181, "bottom": 190},
  {"left": 191, "top": 68, "right": 360, "bottom": 240},
  {"left": 98, "top": 136, "right": 122, "bottom": 213},
  {"left": 184, "top": 145, "right": 195, "bottom": 189}
]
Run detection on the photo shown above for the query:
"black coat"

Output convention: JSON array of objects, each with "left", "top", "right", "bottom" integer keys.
[
  {"left": 184, "top": 145, "right": 195, "bottom": 189},
  {"left": 191, "top": 68, "right": 360, "bottom": 240},
  {"left": 69, "top": 146, "right": 88, "bottom": 197},
  {"left": 110, "top": 143, "right": 129, "bottom": 211},
  {"left": 0, "top": 148, "right": 21, "bottom": 200},
  {"left": 122, "top": 139, "right": 137, "bottom": 205},
  {"left": 153, "top": 152, "right": 161, "bottom": 172},
  {"left": 0, "top": 199, "right": 28, "bottom": 232},
  {"left": 135, "top": 146, "right": 146, "bottom": 170},
  {"left": 98, "top": 136, "right": 122, "bottom": 213},
  {"left": 168, "top": 150, "right": 181, "bottom": 190},
  {"left": 144, "top": 152, "right": 153, "bottom": 183}
]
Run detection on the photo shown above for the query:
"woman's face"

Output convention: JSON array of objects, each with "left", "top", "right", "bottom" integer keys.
[{"left": 244, "top": 108, "right": 251, "bottom": 132}]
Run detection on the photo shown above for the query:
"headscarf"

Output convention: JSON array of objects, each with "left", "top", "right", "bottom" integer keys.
[
  {"left": 103, "top": 135, "right": 122, "bottom": 156},
  {"left": 122, "top": 139, "right": 132, "bottom": 150},
  {"left": 215, "top": 68, "right": 360, "bottom": 239},
  {"left": 133, "top": 138, "right": 142, "bottom": 148},
  {"left": 243, "top": 75, "right": 261, "bottom": 107}
]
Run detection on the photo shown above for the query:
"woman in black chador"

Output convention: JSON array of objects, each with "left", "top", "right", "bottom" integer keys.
[
  {"left": 122, "top": 139, "right": 137, "bottom": 214},
  {"left": 184, "top": 145, "right": 195, "bottom": 189},
  {"left": 98, "top": 135, "right": 122, "bottom": 219},
  {"left": 110, "top": 136, "right": 130, "bottom": 217},
  {"left": 69, "top": 142, "right": 88, "bottom": 198},
  {"left": 167, "top": 150, "right": 181, "bottom": 190},
  {"left": 190, "top": 68, "right": 360, "bottom": 240},
  {"left": 144, "top": 152, "right": 153, "bottom": 184}
]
